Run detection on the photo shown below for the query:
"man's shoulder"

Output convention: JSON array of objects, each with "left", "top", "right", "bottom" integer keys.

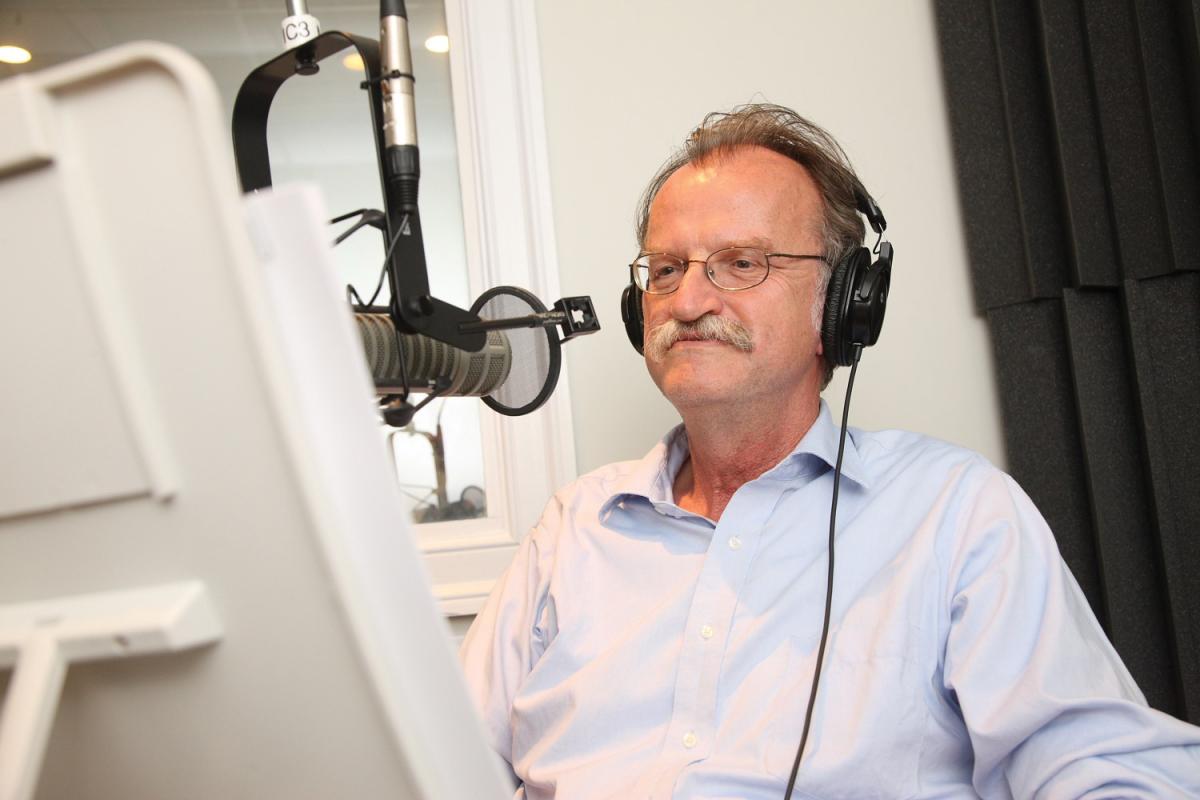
[
  {"left": 551, "top": 456, "right": 655, "bottom": 506},
  {"left": 549, "top": 427, "right": 679, "bottom": 508},
  {"left": 524, "top": 456, "right": 658, "bottom": 549},
  {"left": 847, "top": 427, "right": 1053, "bottom": 569},
  {"left": 851, "top": 425, "right": 1002, "bottom": 488}
]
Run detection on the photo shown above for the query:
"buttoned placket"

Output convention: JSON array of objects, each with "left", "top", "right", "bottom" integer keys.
[{"left": 655, "top": 481, "right": 786, "bottom": 794}]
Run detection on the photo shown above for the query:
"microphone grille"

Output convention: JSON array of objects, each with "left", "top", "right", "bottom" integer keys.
[
  {"left": 354, "top": 312, "right": 511, "bottom": 396},
  {"left": 463, "top": 350, "right": 484, "bottom": 388},
  {"left": 476, "top": 334, "right": 511, "bottom": 389},
  {"left": 357, "top": 313, "right": 399, "bottom": 377}
]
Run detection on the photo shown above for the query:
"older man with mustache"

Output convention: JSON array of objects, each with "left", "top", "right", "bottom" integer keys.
[{"left": 459, "top": 104, "right": 1200, "bottom": 800}]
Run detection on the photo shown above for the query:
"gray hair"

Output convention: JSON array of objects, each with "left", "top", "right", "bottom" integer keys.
[{"left": 635, "top": 104, "right": 867, "bottom": 387}]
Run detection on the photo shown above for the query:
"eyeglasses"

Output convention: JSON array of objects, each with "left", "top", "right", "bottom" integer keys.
[{"left": 630, "top": 247, "right": 826, "bottom": 294}]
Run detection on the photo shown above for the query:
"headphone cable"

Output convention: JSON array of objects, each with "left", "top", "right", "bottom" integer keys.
[{"left": 783, "top": 344, "right": 862, "bottom": 800}]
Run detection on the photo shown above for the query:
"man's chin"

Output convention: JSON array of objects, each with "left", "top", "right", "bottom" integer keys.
[{"left": 651, "top": 366, "right": 743, "bottom": 409}]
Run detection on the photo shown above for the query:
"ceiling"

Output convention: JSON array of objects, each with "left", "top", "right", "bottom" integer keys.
[
  {"left": 0, "top": 1, "right": 448, "bottom": 68},
  {"left": 0, "top": 1, "right": 458, "bottom": 161},
  {"left": 2, "top": 0, "right": 479, "bottom": 350},
  {"left": 0, "top": 0, "right": 467, "bottom": 291}
]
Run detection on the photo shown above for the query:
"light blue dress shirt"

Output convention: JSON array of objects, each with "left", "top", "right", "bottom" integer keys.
[{"left": 460, "top": 402, "right": 1200, "bottom": 799}]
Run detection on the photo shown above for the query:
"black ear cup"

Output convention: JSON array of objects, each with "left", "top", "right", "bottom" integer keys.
[
  {"left": 621, "top": 283, "right": 645, "bottom": 355},
  {"left": 850, "top": 243, "right": 891, "bottom": 349},
  {"left": 821, "top": 244, "right": 892, "bottom": 367},
  {"left": 821, "top": 248, "right": 864, "bottom": 367}
]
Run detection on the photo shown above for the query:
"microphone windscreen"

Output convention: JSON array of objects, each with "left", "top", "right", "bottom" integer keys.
[{"left": 471, "top": 287, "right": 562, "bottom": 417}]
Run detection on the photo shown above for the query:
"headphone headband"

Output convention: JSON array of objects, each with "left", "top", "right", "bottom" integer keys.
[{"left": 854, "top": 184, "right": 887, "bottom": 235}]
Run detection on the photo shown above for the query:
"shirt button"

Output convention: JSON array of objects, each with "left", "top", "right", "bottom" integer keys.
[
  {"left": 728, "top": 536, "right": 743, "bottom": 550},
  {"left": 683, "top": 731, "right": 698, "bottom": 749},
  {"left": 700, "top": 624, "right": 714, "bottom": 640}
]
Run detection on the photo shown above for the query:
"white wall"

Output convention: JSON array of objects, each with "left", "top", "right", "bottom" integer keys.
[{"left": 534, "top": 0, "right": 1008, "bottom": 474}]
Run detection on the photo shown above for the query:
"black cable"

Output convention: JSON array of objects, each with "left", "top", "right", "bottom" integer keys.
[
  {"left": 330, "top": 208, "right": 394, "bottom": 307},
  {"left": 366, "top": 222, "right": 405, "bottom": 307},
  {"left": 783, "top": 345, "right": 862, "bottom": 800},
  {"left": 391, "top": 313, "right": 410, "bottom": 401}
]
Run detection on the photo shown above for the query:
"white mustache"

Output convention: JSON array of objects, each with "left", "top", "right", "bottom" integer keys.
[{"left": 644, "top": 315, "right": 754, "bottom": 362}]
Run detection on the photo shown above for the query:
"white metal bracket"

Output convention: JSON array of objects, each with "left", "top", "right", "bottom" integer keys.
[{"left": 0, "top": 582, "right": 222, "bottom": 800}]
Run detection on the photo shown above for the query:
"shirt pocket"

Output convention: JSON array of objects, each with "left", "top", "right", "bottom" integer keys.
[{"left": 765, "top": 626, "right": 928, "bottom": 799}]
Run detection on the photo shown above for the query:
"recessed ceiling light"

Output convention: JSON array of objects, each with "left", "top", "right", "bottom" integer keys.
[
  {"left": 342, "top": 52, "right": 365, "bottom": 72},
  {"left": 0, "top": 45, "right": 32, "bottom": 65},
  {"left": 424, "top": 35, "right": 449, "bottom": 54}
]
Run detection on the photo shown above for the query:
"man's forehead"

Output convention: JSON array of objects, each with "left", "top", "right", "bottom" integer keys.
[
  {"left": 645, "top": 147, "right": 823, "bottom": 247},
  {"left": 653, "top": 148, "right": 817, "bottom": 211},
  {"left": 642, "top": 233, "right": 776, "bottom": 252},
  {"left": 677, "top": 157, "right": 723, "bottom": 184}
]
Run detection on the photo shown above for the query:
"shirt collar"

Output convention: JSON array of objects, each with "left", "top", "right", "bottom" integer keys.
[
  {"left": 603, "top": 426, "right": 684, "bottom": 508},
  {"left": 601, "top": 399, "right": 871, "bottom": 515},
  {"left": 781, "top": 398, "right": 871, "bottom": 488}
]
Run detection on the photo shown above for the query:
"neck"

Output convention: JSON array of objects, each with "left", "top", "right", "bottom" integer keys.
[{"left": 673, "top": 393, "right": 820, "bottom": 521}]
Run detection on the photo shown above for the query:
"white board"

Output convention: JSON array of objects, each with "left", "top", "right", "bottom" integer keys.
[{"left": 0, "top": 42, "right": 510, "bottom": 800}]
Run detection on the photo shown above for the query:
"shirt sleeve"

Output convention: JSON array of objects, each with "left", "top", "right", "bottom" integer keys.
[
  {"left": 458, "top": 493, "right": 563, "bottom": 777},
  {"left": 942, "top": 468, "right": 1200, "bottom": 799}
]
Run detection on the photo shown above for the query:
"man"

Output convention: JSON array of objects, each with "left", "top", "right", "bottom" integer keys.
[{"left": 459, "top": 105, "right": 1200, "bottom": 798}]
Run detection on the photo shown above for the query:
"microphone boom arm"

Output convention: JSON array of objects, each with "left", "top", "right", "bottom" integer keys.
[{"left": 231, "top": 28, "right": 485, "bottom": 352}]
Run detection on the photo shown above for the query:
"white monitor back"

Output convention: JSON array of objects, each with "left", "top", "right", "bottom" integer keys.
[{"left": 0, "top": 42, "right": 510, "bottom": 800}]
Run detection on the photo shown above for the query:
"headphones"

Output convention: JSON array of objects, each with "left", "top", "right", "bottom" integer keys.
[{"left": 620, "top": 184, "right": 893, "bottom": 368}]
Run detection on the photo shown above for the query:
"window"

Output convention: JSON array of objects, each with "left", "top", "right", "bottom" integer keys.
[
  {"left": 423, "top": 0, "right": 576, "bottom": 614},
  {"left": 1, "top": 0, "right": 574, "bottom": 615}
]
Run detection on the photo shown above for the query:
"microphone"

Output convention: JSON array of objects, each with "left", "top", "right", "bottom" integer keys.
[
  {"left": 356, "top": 313, "right": 511, "bottom": 397},
  {"left": 379, "top": 0, "right": 419, "bottom": 210},
  {"left": 230, "top": 6, "right": 601, "bottom": 424}
]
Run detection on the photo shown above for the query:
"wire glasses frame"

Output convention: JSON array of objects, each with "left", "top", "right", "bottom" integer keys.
[{"left": 630, "top": 247, "right": 826, "bottom": 294}]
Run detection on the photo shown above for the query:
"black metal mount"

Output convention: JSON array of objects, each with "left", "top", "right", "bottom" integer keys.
[
  {"left": 448, "top": 295, "right": 598, "bottom": 344},
  {"left": 230, "top": 28, "right": 600, "bottom": 369},
  {"left": 231, "top": 30, "right": 484, "bottom": 352}
]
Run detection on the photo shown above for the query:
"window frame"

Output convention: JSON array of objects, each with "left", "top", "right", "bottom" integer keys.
[{"left": 413, "top": 0, "right": 577, "bottom": 616}]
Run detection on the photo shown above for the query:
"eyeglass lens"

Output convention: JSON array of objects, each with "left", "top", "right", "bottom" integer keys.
[{"left": 634, "top": 247, "right": 769, "bottom": 293}]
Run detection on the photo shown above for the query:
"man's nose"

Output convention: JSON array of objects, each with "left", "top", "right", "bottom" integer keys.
[{"left": 667, "top": 261, "right": 722, "bottom": 321}]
